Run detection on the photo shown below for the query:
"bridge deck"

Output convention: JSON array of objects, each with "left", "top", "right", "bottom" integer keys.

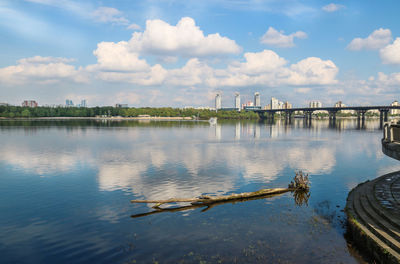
[{"left": 252, "top": 106, "right": 400, "bottom": 113}]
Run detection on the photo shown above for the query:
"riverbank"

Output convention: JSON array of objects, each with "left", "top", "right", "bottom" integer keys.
[
  {"left": 346, "top": 172, "right": 400, "bottom": 263},
  {"left": 0, "top": 115, "right": 396, "bottom": 121}
]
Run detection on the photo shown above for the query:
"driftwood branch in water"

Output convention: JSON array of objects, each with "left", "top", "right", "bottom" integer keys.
[
  {"left": 131, "top": 191, "right": 290, "bottom": 218},
  {"left": 130, "top": 187, "right": 294, "bottom": 209},
  {"left": 130, "top": 171, "right": 311, "bottom": 218}
]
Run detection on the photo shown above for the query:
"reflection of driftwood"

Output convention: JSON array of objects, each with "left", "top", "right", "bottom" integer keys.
[
  {"left": 293, "top": 190, "right": 310, "bottom": 206},
  {"left": 131, "top": 192, "right": 288, "bottom": 218},
  {"left": 130, "top": 188, "right": 293, "bottom": 209}
]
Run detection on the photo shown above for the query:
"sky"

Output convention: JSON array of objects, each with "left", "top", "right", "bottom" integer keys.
[{"left": 0, "top": 0, "right": 400, "bottom": 108}]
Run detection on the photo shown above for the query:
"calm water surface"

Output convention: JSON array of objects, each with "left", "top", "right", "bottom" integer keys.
[{"left": 1, "top": 119, "right": 400, "bottom": 263}]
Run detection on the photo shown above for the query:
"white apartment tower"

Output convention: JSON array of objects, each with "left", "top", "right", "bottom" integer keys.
[
  {"left": 215, "top": 93, "right": 222, "bottom": 110},
  {"left": 391, "top": 100, "right": 399, "bottom": 115},
  {"left": 309, "top": 101, "right": 322, "bottom": 108},
  {"left": 271, "top": 97, "right": 279, "bottom": 109},
  {"left": 254, "top": 92, "right": 260, "bottom": 107},
  {"left": 235, "top": 92, "right": 240, "bottom": 111}
]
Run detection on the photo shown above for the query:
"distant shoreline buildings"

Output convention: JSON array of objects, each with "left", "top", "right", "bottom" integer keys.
[
  {"left": 0, "top": 95, "right": 399, "bottom": 116},
  {"left": 265, "top": 97, "right": 292, "bottom": 112},
  {"left": 209, "top": 92, "right": 399, "bottom": 116},
  {"left": 65, "top": 99, "right": 87, "bottom": 107},
  {"left": 391, "top": 100, "right": 399, "bottom": 115},
  {"left": 22, "top": 100, "right": 38, "bottom": 107}
]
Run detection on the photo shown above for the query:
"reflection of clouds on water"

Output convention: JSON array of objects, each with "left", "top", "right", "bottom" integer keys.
[
  {"left": 287, "top": 146, "right": 336, "bottom": 174},
  {"left": 0, "top": 120, "right": 386, "bottom": 200},
  {"left": 0, "top": 146, "right": 92, "bottom": 175},
  {"left": 377, "top": 164, "right": 400, "bottom": 178},
  {"left": 98, "top": 163, "right": 146, "bottom": 192},
  {"left": 97, "top": 145, "right": 238, "bottom": 202}
]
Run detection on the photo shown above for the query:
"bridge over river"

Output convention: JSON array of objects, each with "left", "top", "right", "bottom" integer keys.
[{"left": 251, "top": 105, "right": 400, "bottom": 127}]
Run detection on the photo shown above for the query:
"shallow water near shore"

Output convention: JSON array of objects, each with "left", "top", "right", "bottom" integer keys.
[{"left": 1, "top": 118, "right": 399, "bottom": 263}]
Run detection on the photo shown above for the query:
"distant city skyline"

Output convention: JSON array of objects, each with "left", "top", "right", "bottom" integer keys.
[
  {"left": 5, "top": 94, "right": 399, "bottom": 110},
  {"left": 1, "top": 1, "right": 400, "bottom": 107}
]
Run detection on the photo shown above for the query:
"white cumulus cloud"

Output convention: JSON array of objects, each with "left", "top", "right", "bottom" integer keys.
[
  {"left": 96, "top": 64, "right": 167, "bottom": 86},
  {"left": 376, "top": 72, "right": 400, "bottom": 85},
  {"left": 127, "top": 23, "right": 141, "bottom": 30},
  {"left": 0, "top": 56, "right": 86, "bottom": 85},
  {"left": 230, "top": 50, "right": 288, "bottom": 74},
  {"left": 88, "top": 41, "right": 150, "bottom": 72},
  {"left": 91, "top": 6, "right": 129, "bottom": 25},
  {"left": 167, "top": 58, "right": 214, "bottom": 86},
  {"left": 260, "top": 27, "right": 307, "bottom": 48},
  {"left": 288, "top": 57, "right": 339, "bottom": 85},
  {"left": 380, "top": 38, "right": 400, "bottom": 64},
  {"left": 347, "top": 28, "right": 392, "bottom": 50},
  {"left": 207, "top": 51, "right": 338, "bottom": 88},
  {"left": 322, "top": 3, "right": 344, "bottom": 12},
  {"left": 128, "top": 17, "right": 241, "bottom": 57}
]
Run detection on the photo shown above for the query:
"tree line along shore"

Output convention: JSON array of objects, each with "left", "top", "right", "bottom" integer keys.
[
  {"left": 0, "top": 105, "right": 388, "bottom": 120},
  {"left": 0, "top": 105, "right": 259, "bottom": 120}
]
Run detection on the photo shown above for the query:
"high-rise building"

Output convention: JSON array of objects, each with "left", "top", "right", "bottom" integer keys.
[
  {"left": 22, "top": 100, "right": 38, "bottom": 107},
  {"left": 246, "top": 101, "right": 254, "bottom": 106},
  {"left": 334, "top": 101, "right": 344, "bottom": 108},
  {"left": 309, "top": 101, "right": 322, "bottom": 108},
  {"left": 254, "top": 92, "right": 260, "bottom": 107},
  {"left": 283, "top": 101, "right": 292, "bottom": 109},
  {"left": 115, "top": 104, "right": 129, "bottom": 108},
  {"left": 215, "top": 93, "right": 221, "bottom": 110},
  {"left": 334, "top": 101, "right": 353, "bottom": 114},
  {"left": 65, "top": 99, "right": 74, "bottom": 107},
  {"left": 80, "top": 99, "right": 87, "bottom": 108},
  {"left": 391, "top": 100, "right": 399, "bottom": 115},
  {"left": 271, "top": 97, "right": 279, "bottom": 109},
  {"left": 235, "top": 92, "right": 240, "bottom": 111}
]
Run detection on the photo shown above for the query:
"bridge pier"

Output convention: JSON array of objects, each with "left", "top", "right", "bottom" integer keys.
[
  {"left": 284, "top": 110, "right": 293, "bottom": 124},
  {"left": 304, "top": 110, "right": 313, "bottom": 127},
  {"left": 257, "top": 112, "right": 266, "bottom": 120},
  {"left": 357, "top": 110, "right": 367, "bottom": 128},
  {"left": 379, "top": 109, "right": 389, "bottom": 128},
  {"left": 328, "top": 110, "right": 337, "bottom": 120},
  {"left": 268, "top": 112, "right": 275, "bottom": 121}
]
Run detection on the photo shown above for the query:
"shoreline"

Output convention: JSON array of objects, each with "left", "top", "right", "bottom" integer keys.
[{"left": 0, "top": 116, "right": 397, "bottom": 121}]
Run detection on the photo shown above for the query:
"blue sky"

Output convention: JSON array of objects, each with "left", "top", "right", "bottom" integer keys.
[{"left": 1, "top": 0, "right": 400, "bottom": 107}]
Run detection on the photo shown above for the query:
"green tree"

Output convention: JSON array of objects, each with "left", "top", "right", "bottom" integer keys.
[{"left": 21, "top": 109, "right": 31, "bottom": 117}]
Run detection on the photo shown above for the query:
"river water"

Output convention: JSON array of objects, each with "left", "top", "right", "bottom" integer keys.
[{"left": 1, "top": 118, "right": 399, "bottom": 263}]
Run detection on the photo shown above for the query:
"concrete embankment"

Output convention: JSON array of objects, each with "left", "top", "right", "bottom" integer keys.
[{"left": 346, "top": 171, "right": 400, "bottom": 263}]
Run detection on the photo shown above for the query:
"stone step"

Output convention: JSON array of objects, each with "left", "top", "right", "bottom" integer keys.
[
  {"left": 350, "top": 189, "right": 400, "bottom": 261},
  {"left": 358, "top": 184, "right": 400, "bottom": 248},
  {"left": 375, "top": 174, "right": 400, "bottom": 212},
  {"left": 353, "top": 185, "right": 400, "bottom": 254},
  {"left": 391, "top": 177, "right": 400, "bottom": 204},
  {"left": 365, "top": 181, "right": 400, "bottom": 234}
]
